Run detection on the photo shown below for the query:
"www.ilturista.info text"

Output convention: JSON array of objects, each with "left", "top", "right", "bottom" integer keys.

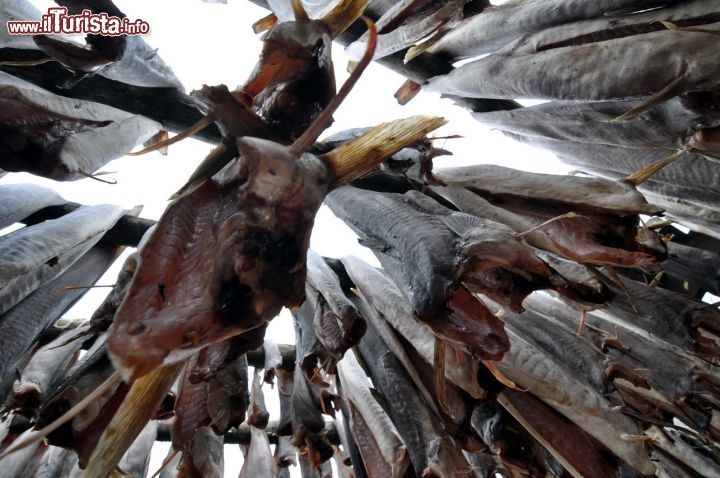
[{"left": 7, "top": 7, "right": 149, "bottom": 35}]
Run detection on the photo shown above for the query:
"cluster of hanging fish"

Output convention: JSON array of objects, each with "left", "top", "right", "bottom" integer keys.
[
  {"left": 414, "top": 0, "right": 720, "bottom": 239},
  {"left": 1, "top": 0, "right": 720, "bottom": 477}
]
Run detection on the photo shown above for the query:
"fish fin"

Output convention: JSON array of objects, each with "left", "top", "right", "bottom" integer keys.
[
  {"left": 170, "top": 143, "right": 235, "bottom": 200},
  {"left": 439, "top": 213, "right": 486, "bottom": 237},
  {"left": 514, "top": 212, "right": 578, "bottom": 238},
  {"left": 604, "top": 266, "right": 638, "bottom": 313},
  {"left": 614, "top": 72, "right": 688, "bottom": 121},
  {"left": 482, "top": 360, "right": 526, "bottom": 391},
  {"left": 577, "top": 310, "right": 587, "bottom": 335},
  {"left": 357, "top": 236, "right": 392, "bottom": 253},
  {"left": 128, "top": 117, "right": 212, "bottom": 156},
  {"left": 659, "top": 21, "right": 720, "bottom": 36},
  {"left": 394, "top": 79, "right": 421, "bottom": 105},
  {"left": 252, "top": 13, "right": 277, "bottom": 33},
  {"left": 624, "top": 150, "right": 686, "bottom": 186}
]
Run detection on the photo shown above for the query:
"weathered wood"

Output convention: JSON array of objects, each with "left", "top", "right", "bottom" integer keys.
[
  {"left": 154, "top": 420, "right": 339, "bottom": 445},
  {"left": 21, "top": 203, "right": 156, "bottom": 248}
]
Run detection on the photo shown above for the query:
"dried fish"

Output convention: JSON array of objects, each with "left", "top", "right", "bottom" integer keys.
[
  {"left": 97, "top": 34, "right": 184, "bottom": 90},
  {"left": 652, "top": 450, "right": 696, "bottom": 478},
  {"left": 436, "top": 164, "right": 660, "bottom": 216},
  {"left": 0, "top": 241, "right": 122, "bottom": 392},
  {"left": 294, "top": 297, "right": 332, "bottom": 382},
  {"left": 238, "top": 424, "right": 277, "bottom": 478},
  {"left": 340, "top": 255, "right": 485, "bottom": 398},
  {"left": 179, "top": 426, "right": 225, "bottom": 478},
  {"left": 107, "top": 145, "right": 326, "bottom": 381},
  {"left": 0, "top": 183, "right": 65, "bottom": 230},
  {"left": 0, "top": 0, "right": 44, "bottom": 50},
  {"left": 337, "top": 351, "right": 409, "bottom": 477},
  {"left": 290, "top": 360, "right": 334, "bottom": 469},
  {"left": 34, "top": 446, "right": 80, "bottom": 478},
  {"left": 431, "top": 182, "right": 661, "bottom": 269},
  {"left": 263, "top": 338, "right": 283, "bottom": 378},
  {"left": 430, "top": 0, "right": 688, "bottom": 59},
  {"left": 5, "top": 322, "right": 87, "bottom": 412},
  {"left": 206, "top": 354, "right": 249, "bottom": 433},
  {"left": 117, "top": 420, "right": 157, "bottom": 477},
  {"left": 474, "top": 95, "right": 720, "bottom": 151},
  {"left": 504, "top": 0, "right": 720, "bottom": 56},
  {"left": 494, "top": 324, "right": 655, "bottom": 474},
  {"left": 243, "top": 18, "right": 335, "bottom": 141},
  {"left": 501, "top": 306, "right": 610, "bottom": 394},
  {"left": 350, "top": 292, "right": 445, "bottom": 417},
  {"left": 191, "top": 325, "right": 267, "bottom": 382},
  {"left": 0, "top": 72, "right": 160, "bottom": 180},
  {"left": 326, "top": 186, "right": 510, "bottom": 359},
  {"left": 346, "top": 0, "right": 464, "bottom": 61},
  {"left": 172, "top": 356, "right": 211, "bottom": 451},
  {"left": 356, "top": 318, "right": 471, "bottom": 477},
  {"left": 0, "top": 438, "right": 44, "bottom": 478},
  {"left": 35, "top": 337, "right": 128, "bottom": 468},
  {"left": 275, "top": 368, "right": 297, "bottom": 468},
  {"left": 0, "top": 204, "right": 128, "bottom": 315},
  {"left": 306, "top": 251, "right": 366, "bottom": 355},
  {"left": 249, "top": 367, "right": 270, "bottom": 429},
  {"left": 499, "top": 389, "right": 620, "bottom": 478},
  {"left": 84, "top": 363, "right": 182, "bottom": 478},
  {"left": 605, "top": 276, "right": 713, "bottom": 350},
  {"left": 158, "top": 446, "right": 182, "bottom": 478},
  {"left": 332, "top": 382, "right": 367, "bottom": 478},
  {"left": 646, "top": 426, "right": 720, "bottom": 477},
  {"left": 664, "top": 239, "right": 720, "bottom": 295},
  {"left": 108, "top": 114, "right": 443, "bottom": 382},
  {"left": 427, "top": 23, "right": 720, "bottom": 102},
  {"left": 504, "top": 135, "right": 720, "bottom": 208}
]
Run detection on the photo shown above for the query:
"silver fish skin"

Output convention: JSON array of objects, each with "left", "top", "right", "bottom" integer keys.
[{"left": 0, "top": 183, "right": 65, "bottom": 230}]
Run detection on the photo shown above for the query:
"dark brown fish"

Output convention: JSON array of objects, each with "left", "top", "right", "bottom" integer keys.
[
  {"left": 107, "top": 140, "right": 330, "bottom": 381},
  {"left": 494, "top": 324, "right": 655, "bottom": 474},
  {"left": 498, "top": 389, "right": 619, "bottom": 478},
  {"left": 172, "top": 356, "right": 212, "bottom": 451},
  {"left": 34, "top": 337, "right": 128, "bottom": 468},
  {"left": 243, "top": 18, "right": 335, "bottom": 141},
  {"left": 0, "top": 78, "right": 159, "bottom": 180},
  {"left": 206, "top": 354, "right": 249, "bottom": 433}
]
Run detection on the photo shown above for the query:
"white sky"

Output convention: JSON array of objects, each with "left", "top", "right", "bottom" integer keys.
[{"left": 1, "top": 1, "right": 568, "bottom": 475}]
